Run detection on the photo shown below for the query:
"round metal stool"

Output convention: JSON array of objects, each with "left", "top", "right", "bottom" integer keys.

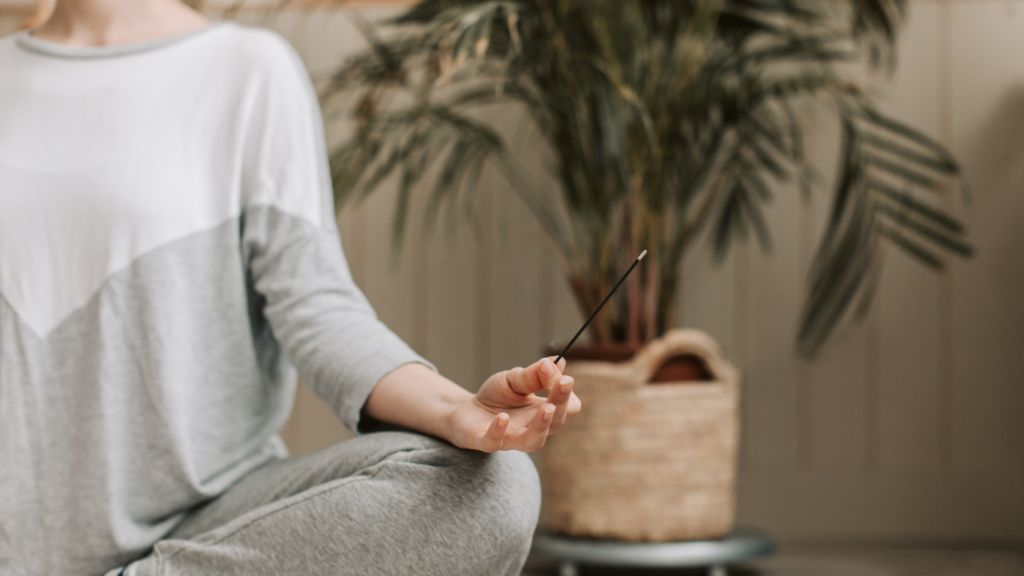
[{"left": 530, "top": 527, "right": 775, "bottom": 576}]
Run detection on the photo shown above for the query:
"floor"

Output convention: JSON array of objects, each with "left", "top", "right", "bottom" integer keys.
[{"left": 522, "top": 546, "right": 1024, "bottom": 576}]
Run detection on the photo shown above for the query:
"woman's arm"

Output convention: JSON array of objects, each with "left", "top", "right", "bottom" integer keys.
[
  {"left": 366, "top": 358, "right": 582, "bottom": 452},
  {"left": 237, "top": 36, "right": 581, "bottom": 450}
]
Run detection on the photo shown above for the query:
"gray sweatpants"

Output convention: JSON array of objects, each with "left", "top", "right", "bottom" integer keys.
[{"left": 107, "top": 432, "right": 541, "bottom": 576}]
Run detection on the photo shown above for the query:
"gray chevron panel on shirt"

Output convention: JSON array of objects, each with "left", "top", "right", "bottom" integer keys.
[{"left": 0, "top": 208, "right": 430, "bottom": 576}]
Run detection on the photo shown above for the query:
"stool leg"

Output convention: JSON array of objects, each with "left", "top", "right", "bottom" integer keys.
[
  {"left": 558, "top": 561, "right": 579, "bottom": 576},
  {"left": 709, "top": 565, "right": 727, "bottom": 576}
]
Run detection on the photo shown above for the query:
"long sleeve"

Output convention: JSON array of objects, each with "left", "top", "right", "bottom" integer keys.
[{"left": 239, "top": 32, "right": 433, "bottom": 433}]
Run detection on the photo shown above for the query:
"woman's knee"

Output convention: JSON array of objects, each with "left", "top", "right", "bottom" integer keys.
[
  {"left": 420, "top": 444, "right": 541, "bottom": 571},
  {"left": 337, "top": 432, "right": 541, "bottom": 522},
  {"left": 477, "top": 449, "right": 542, "bottom": 537},
  {"left": 314, "top": 435, "right": 541, "bottom": 574}
]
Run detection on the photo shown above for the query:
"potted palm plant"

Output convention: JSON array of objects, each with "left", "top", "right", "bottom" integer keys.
[{"left": 323, "top": 0, "right": 972, "bottom": 540}]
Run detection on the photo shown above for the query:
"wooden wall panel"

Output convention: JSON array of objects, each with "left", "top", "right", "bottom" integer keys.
[
  {"left": 738, "top": 469, "right": 1024, "bottom": 541},
  {"left": 802, "top": 108, "right": 873, "bottom": 472},
  {"left": 948, "top": 1, "right": 1024, "bottom": 475},
  {"left": 741, "top": 183, "right": 804, "bottom": 472},
  {"left": 807, "top": 322, "right": 872, "bottom": 470},
  {"left": 489, "top": 182, "right": 544, "bottom": 373},
  {"left": 877, "top": 248, "right": 944, "bottom": 472},
  {"left": 537, "top": 241, "right": 587, "bottom": 364},
  {"left": 873, "top": 2, "right": 944, "bottom": 472},
  {"left": 422, "top": 200, "right": 482, "bottom": 388},
  {"left": 679, "top": 241, "right": 737, "bottom": 357},
  {"left": 738, "top": 0, "right": 1023, "bottom": 541}
]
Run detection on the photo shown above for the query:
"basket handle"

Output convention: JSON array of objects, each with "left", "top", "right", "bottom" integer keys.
[{"left": 628, "top": 329, "right": 738, "bottom": 386}]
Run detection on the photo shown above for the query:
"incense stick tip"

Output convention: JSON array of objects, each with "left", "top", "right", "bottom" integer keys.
[{"left": 638, "top": 250, "right": 647, "bottom": 261}]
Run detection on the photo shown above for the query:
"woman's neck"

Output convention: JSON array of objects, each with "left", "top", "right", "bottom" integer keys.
[{"left": 32, "top": 0, "right": 210, "bottom": 47}]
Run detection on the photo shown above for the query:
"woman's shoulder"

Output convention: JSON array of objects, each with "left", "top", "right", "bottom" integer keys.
[{"left": 210, "top": 22, "right": 306, "bottom": 79}]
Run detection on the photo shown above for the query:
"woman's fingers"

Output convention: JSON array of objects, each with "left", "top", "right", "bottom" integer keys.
[
  {"left": 547, "top": 376, "right": 575, "bottom": 433},
  {"left": 547, "top": 356, "right": 567, "bottom": 374},
  {"left": 504, "top": 367, "right": 529, "bottom": 395},
  {"left": 508, "top": 357, "right": 563, "bottom": 395},
  {"left": 488, "top": 356, "right": 575, "bottom": 451},
  {"left": 519, "top": 403, "right": 555, "bottom": 452},
  {"left": 479, "top": 413, "right": 508, "bottom": 453},
  {"left": 536, "top": 357, "right": 564, "bottom": 393},
  {"left": 566, "top": 392, "right": 582, "bottom": 419}
]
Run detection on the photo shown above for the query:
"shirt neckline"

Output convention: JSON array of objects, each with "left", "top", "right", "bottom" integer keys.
[{"left": 15, "top": 21, "right": 228, "bottom": 59}]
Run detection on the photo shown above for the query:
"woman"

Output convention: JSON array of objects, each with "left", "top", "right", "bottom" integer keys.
[{"left": 0, "top": 0, "right": 581, "bottom": 574}]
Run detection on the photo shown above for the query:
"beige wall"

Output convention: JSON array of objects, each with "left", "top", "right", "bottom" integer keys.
[{"left": 3, "top": 0, "right": 1022, "bottom": 545}]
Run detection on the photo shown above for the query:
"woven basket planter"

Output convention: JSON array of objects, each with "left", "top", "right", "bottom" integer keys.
[{"left": 541, "top": 329, "right": 741, "bottom": 542}]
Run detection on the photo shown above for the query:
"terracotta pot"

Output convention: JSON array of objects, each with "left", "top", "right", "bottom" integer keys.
[{"left": 541, "top": 329, "right": 741, "bottom": 542}]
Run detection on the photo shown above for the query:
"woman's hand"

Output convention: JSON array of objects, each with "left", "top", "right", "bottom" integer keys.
[
  {"left": 365, "top": 358, "right": 582, "bottom": 453},
  {"left": 447, "top": 357, "right": 582, "bottom": 452}
]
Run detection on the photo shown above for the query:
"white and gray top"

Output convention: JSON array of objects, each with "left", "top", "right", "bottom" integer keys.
[{"left": 0, "top": 22, "right": 430, "bottom": 575}]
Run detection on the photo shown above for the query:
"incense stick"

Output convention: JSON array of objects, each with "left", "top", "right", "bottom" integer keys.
[{"left": 554, "top": 250, "right": 647, "bottom": 365}]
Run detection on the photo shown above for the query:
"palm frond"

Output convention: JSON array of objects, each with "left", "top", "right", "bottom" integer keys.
[{"left": 323, "top": 0, "right": 970, "bottom": 353}]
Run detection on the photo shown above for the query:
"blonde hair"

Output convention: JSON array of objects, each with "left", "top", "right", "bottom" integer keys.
[{"left": 23, "top": 0, "right": 55, "bottom": 29}]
